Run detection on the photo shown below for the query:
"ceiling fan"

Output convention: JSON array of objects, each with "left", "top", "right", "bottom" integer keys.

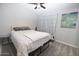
[{"left": 28, "top": 3, "right": 46, "bottom": 9}]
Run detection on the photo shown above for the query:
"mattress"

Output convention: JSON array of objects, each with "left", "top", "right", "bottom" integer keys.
[{"left": 11, "top": 30, "right": 50, "bottom": 56}]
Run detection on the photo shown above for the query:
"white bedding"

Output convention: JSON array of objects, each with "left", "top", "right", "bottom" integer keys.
[{"left": 11, "top": 30, "right": 50, "bottom": 56}]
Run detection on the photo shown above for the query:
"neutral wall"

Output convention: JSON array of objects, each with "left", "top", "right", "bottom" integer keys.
[{"left": 0, "top": 3, "right": 37, "bottom": 37}]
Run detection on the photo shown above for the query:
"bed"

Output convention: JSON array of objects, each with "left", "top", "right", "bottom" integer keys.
[{"left": 10, "top": 27, "right": 51, "bottom": 56}]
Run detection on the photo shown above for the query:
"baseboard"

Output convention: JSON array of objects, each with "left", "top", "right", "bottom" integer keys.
[{"left": 55, "top": 39, "right": 78, "bottom": 48}]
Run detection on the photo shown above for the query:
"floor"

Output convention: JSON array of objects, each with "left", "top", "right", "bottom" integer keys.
[
  {"left": 0, "top": 38, "right": 79, "bottom": 56},
  {"left": 40, "top": 41, "right": 79, "bottom": 56}
]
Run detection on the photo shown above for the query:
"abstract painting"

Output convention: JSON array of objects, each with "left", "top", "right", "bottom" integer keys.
[{"left": 61, "top": 12, "right": 78, "bottom": 28}]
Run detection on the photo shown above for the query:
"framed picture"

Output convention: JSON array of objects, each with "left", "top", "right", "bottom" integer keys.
[{"left": 61, "top": 12, "right": 78, "bottom": 28}]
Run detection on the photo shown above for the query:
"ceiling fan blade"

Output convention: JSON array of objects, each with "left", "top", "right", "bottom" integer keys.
[
  {"left": 28, "top": 3, "right": 38, "bottom": 5},
  {"left": 40, "top": 3, "right": 45, "bottom": 4},
  {"left": 34, "top": 6, "right": 37, "bottom": 9},
  {"left": 40, "top": 4, "right": 46, "bottom": 9}
]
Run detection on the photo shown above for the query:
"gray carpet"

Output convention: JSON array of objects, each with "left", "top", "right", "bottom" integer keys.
[{"left": 0, "top": 38, "right": 79, "bottom": 56}]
